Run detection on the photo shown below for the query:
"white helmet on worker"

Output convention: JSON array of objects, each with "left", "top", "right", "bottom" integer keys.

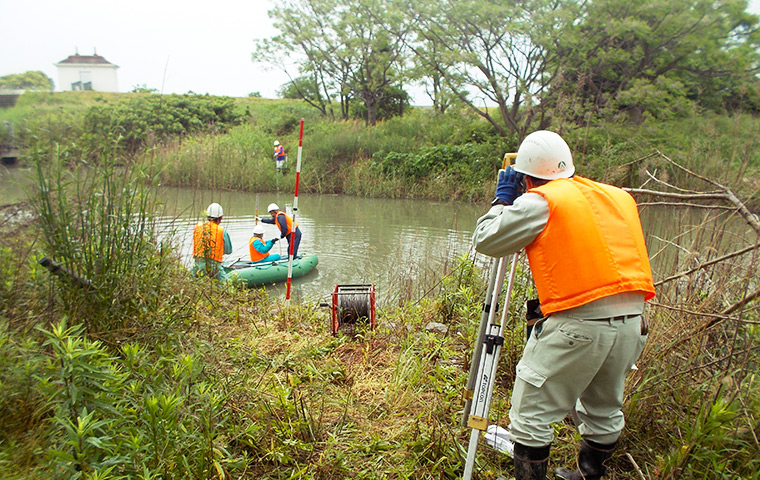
[
  {"left": 252, "top": 224, "right": 265, "bottom": 235},
  {"left": 274, "top": 140, "right": 280, "bottom": 146},
  {"left": 267, "top": 203, "right": 279, "bottom": 212},
  {"left": 514, "top": 130, "right": 575, "bottom": 180},
  {"left": 206, "top": 203, "right": 223, "bottom": 218}
]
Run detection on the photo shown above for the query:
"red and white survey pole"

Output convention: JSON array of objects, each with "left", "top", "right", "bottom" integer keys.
[{"left": 285, "top": 118, "right": 304, "bottom": 301}]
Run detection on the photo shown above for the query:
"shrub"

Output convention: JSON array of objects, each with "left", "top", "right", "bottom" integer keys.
[{"left": 30, "top": 149, "right": 180, "bottom": 336}]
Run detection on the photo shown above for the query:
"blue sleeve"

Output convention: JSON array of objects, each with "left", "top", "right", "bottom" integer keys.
[
  {"left": 223, "top": 229, "right": 232, "bottom": 254},
  {"left": 261, "top": 217, "right": 274, "bottom": 225},
  {"left": 277, "top": 216, "right": 288, "bottom": 237},
  {"left": 254, "top": 240, "right": 272, "bottom": 253}
]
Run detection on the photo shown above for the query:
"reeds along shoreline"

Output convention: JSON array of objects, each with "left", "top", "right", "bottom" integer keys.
[{"left": 137, "top": 108, "right": 760, "bottom": 209}]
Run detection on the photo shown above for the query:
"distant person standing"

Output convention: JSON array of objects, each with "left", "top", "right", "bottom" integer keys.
[
  {"left": 192, "top": 203, "right": 232, "bottom": 279},
  {"left": 261, "top": 203, "right": 302, "bottom": 258},
  {"left": 273, "top": 140, "right": 286, "bottom": 173},
  {"left": 249, "top": 224, "right": 281, "bottom": 263}
]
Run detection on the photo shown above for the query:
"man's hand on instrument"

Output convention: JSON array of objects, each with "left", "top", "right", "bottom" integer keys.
[{"left": 495, "top": 166, "right": 525, "bottom": 205}]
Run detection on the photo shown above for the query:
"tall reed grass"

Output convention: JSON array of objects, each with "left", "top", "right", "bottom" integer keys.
[
  {"left": 30, "top": 146, "right": 182, "bottom": 336},
  {"left": 618, "top": 202, "right": 759, "bottom": 478}
]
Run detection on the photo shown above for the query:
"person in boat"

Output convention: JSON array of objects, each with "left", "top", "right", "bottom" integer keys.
[
  {"left": 273, "top": 140, "right": 286, "bottom": 173},
  {"left": 192, "top": 203, "right": 232, "bottom": 279},
  {"left": 472, "top": 130, "right": 655, "bottom": 480},
  {"left": 260, "top": 203, "right": 302, "bottom": 258},
  {"left": 249, "top": 224, "right": 281, "bottom": 263}
]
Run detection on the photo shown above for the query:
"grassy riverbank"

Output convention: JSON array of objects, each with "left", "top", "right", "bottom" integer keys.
[
  {"left": 3, "top": 92, "right": 758, "bottom": 205},
  {"left": 2, "top": 232, "right": 758, "bottom": 479},
  {"left": 0, "top": 93, "right": 758, "bottom": 478}
]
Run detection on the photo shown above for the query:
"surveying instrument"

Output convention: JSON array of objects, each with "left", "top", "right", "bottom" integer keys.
[{"left": 461, "top": 153, "right": 520, "bottom": 480}]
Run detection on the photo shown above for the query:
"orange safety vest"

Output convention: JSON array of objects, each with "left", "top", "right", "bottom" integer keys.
[
  {"left": 193, "top": 221, "right": 225, "bottom": 262},
  {"left": 526, "top": 176, "right": 655, "bottom": 315},
  {"left": 249, "top": 236, "right": 268, "bottom": 262},
  {"left": 275, "top": 211, "right": 298, "bottom": 236},
  {"left": 274, "top": 145, "right": 285, "bottom": 159}
]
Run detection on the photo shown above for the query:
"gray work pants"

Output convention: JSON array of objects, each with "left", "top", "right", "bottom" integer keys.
[{"left": 508, "top": 313, "right": 647, "bottom": 446}]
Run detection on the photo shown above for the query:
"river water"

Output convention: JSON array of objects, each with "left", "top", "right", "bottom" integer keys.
[
  {"left": 154, "top": 186, "right": 486, "bottom": 305},
  {"left": 4, "top": 165, "right": 755, "bottom": 306}
]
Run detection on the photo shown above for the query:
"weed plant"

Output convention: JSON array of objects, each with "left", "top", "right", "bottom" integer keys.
[
  {"left": 613, "top": 204, "right": 760, "bottom": 478},
  {"left": 1, "top": 217, "right": 758, "bottom": 479},
  {"left": 29, "top": 146, "right": 183, "bottom": 337}
]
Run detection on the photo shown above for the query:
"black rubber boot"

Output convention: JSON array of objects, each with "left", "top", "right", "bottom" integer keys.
[
  {"left": 513, "top": 442, "right": 550, "bottom": 480},
  {"left": 555, "top": 439, "right": 617, "bottom": 480}
]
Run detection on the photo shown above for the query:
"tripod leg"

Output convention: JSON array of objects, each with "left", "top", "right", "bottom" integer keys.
[
  {"left": 461, "top": 258, "right": 501, "bottom": 427},
  {"left": 462, "top": 253, "right": 519, "bottom": 480}
]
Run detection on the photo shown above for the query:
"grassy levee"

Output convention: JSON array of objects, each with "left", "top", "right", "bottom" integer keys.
[
  {"left": 2, "top": 92, "right": 759, "bottom": 203},
  {"left": 0, "top": 92, "right": 758, "bottom": 478}
]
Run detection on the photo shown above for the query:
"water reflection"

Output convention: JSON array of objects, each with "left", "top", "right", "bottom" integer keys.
[{"left": 155, "top": 187, "right": 486, "bottom": 304}]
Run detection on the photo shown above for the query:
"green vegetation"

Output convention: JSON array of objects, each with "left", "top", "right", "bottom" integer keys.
[
  {"left": 2, "top": 90, "right": 759, "bottom": 203},
  {"left": 0, "top": 154, "right": 757, "bottom": 478},
  {"left": 1, "top": 1, "right": 759, "bottom": 477},
  {"left": 255, "top": 0, "right": 760, "bottom": 137},
  {"left": 0, "top": 71, "right": 54, "bottom": 91}
]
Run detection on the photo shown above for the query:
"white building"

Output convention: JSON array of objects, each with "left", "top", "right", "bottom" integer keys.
[{"left": 55, "top": 50, "right": 119, "bottom": 92}]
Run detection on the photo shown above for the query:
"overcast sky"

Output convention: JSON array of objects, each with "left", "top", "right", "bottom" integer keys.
[
  {"left": 1, "top": 0, "right": 291, "bottom": 98},
  {"left": 2, "top": 0, "right": 760, "bottom": 102}
]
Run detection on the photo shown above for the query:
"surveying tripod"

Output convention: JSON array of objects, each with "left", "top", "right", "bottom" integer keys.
[{"left": 461, "top": 153, "right": 519, "bottom": 480}]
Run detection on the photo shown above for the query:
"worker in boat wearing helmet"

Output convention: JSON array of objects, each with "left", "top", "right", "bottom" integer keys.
[
  {"left": 472, "top": 130, "right": 655, "bottom": 480},
  {"left": 260, "top": 203, "right": 302, "bottom": 258},
  {"left": 273, "top": 140, "right": 286, "bottom": 172},
  {"left": 192, "top": 202, "right": 232, "bottom": 279},
  {"left": 249, "top": 224, "right": 282, "bottom": 263}
]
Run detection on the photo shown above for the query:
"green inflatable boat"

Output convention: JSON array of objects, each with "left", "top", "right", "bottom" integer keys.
[{"left": 222, "top": 255, "right": 319, "bottom": 287}]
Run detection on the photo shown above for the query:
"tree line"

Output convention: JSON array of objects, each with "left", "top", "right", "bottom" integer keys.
[{"left": 253, "top": 0, "right": 760, "bottom": 137}]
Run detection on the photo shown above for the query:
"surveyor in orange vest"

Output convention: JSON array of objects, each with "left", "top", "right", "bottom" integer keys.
[
  {"left": 260, "top": 203, "right": 302, "bottom": 258},
  {"left": 472, "top": 131, "right": 655, "bottom": 480},
  {"left": 273, "top": 140, "right": 286, "bottom": 172},
  {"left": 249, "top": 224, "right": 281, "bottom": 263},
  {"left": 192, "top": 203, "right": 232, "bottom": 279}
]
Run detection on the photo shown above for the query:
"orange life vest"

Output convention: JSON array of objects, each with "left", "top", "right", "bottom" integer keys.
[
  {"left": 525, "top": 176, "right": 655, "bottom": 315},
  {"left": 193, "top": 221, "right": 225, "bottom": 262},
  {"left": 249, "top": 236, "right": 268, "bottom": 262},
  {"left": 275, "top": 211, "right": 298, "bottom": 236}
]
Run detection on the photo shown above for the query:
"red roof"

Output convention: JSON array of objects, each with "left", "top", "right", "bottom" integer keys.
[{"left": 56, "top": 54, "right": 115, "bottom": 66}]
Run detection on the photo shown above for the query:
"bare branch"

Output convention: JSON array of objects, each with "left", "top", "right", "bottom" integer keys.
[{"left": 655, "top": 244, "right": 759, "bottom": 287}]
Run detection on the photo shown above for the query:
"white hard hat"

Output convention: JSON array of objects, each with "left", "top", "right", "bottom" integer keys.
[
  {"left": 206, "top": 203, "right": 223, "bottom": 218},
  {"left": 267, "top": 203, "right": 279, "bottom": 212},
  {"left": 274, "top": 140, "right": 280, "bottom": 146},
  {"left": 514, "top": 130, "right": 575, "bottom": 180},
  {"left": 253, "top": 224, "right": 265, "bottom": 235}
]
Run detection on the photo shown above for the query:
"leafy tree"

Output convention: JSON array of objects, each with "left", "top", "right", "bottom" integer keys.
[
  {"left": 277, "top": 73, "right": 332, "bottom": 117},
  {"left": 0, "top": 71, "right": 54, "bottom": 91},
  {"left": 406, "top": 39, "right": 458, "bottom": 114},
  {"left": 253, "top": 0, "right": 411, "bottom": 125},
  {"left": 549, "top": 0, "right": 760, "bottom": 122},
  {"left": 400, "top": 0, "right": 572, "bottom": 140},
  {"left": 253, "top": 0, "right": 348, "bottom": 120},
  {"left": 350, "top": 83, "right": 410, "bottom": 121}
]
